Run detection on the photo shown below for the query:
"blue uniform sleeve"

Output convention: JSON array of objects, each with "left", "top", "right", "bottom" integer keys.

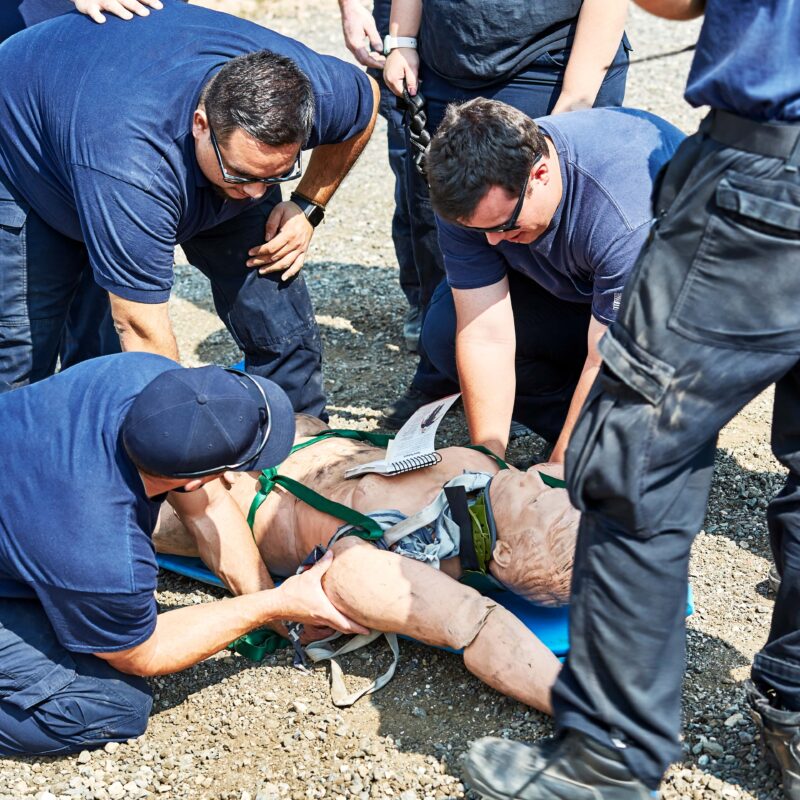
[
  {"left": 36, "top": 584, "right": 158, "bottom": 654},
  {"left": 306, "top": 58, "right": 374, "bottom": 148},
  {"left": 437, "top": 217, "right": 509, "bottom": 289},
  {"left": 71, "top": 164, "right": 180, "bottom": 304},
  {"left": 589, "top": 221, "right": 651, "bottom": 325}
]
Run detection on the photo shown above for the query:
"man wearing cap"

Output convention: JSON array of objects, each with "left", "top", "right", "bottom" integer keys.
[
  {"left": 0, "top": 352, "right": 367, "bottom": 756},
  {"left": 0, "top": 0, "right": 378, "bottom": 412}
]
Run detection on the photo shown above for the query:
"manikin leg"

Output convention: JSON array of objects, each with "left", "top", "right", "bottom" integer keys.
[{"left": 326, "top": 538, "right": 559, "bottom": 713}]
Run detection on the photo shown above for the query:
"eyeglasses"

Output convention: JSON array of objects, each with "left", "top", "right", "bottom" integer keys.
[
  {"left": 174, "top": 368, "right": 273, "bottom": 480},
  {"left": 454, "top": 154, "right": 541, "bottom": 234},
  {"left": 209, "top": 126, "right": 302, "bottom": 185}
]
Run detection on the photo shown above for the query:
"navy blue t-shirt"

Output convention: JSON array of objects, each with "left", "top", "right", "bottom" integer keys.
[
  {"left": 0, "top": 0, "right": 373, "bottom": 303},
  {"left": 438, "top": 108, "right": 684, "bottom": 324},
  {"left": 0, "top": 353, "right": 178, "bottom": 653},
  {"left": 685, "top": 0, "right": 800, "bottom": 122},
  {"left": 0, "top": 0, "right": 71, "bottom": 41}
]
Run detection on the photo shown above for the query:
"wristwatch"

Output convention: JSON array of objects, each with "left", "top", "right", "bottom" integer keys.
[
  {"left": 383, "top": 35, "right": 418, "bottom": 56},
  {"left": 290, "top": 193, "right": 325, "bottom": 227}
]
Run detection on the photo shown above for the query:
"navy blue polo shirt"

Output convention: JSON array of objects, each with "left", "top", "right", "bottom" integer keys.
[
  {"left": 438, "top": 108, "right": 684, "bottom": 325},
  {"left": 0, "top": 0, "right": 373, "bottom": 303},
  {"left": 0, "top": 353, "right": 178, "bottom": 653},
  {"left": 685, "top": 0, "right": 800, "bottom": 122}
]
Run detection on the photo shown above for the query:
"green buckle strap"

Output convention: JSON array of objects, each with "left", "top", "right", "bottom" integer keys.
[
  {"left": 464, "top": 443, "right": 566, "bottom": 489},
  {"left": 227, "top": 627, "right": 289, "bottom": 660},
  {"left": 248, "top": 468, "right": 385, "bottom": 540}
]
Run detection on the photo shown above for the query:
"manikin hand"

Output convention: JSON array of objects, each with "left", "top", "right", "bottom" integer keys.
[
  {"left": 72, "top": 0, "right": 163, "bottom": 23},
  {"left": 339, "top": 0, "right": 385, "bottom": 69},
  {"left": 276, "top": 551, "right": 370, "bottom": 635},
  {"left": 247, "top": 201, "right": 314, "bottom": 281},
  {"left": 384, "top": 47, "right": 419, "bottom": 97}
]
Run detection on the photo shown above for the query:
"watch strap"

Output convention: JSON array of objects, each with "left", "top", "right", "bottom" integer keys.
[
  {"left": 383, "top": 35, "right": 418, "bottom": 55},
  {"left": 290, "top": 193, "right": 325, "bottom": 227}
]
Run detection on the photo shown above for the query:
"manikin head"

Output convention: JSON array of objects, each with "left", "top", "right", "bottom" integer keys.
[
  {"left": 193, "top": 50, "right": 314, "bottom": 203},
  {"left": 427, "top": 98, "right": 563, "bottom": 247},
  {"left": 486, "top": 467, "right": 580, "bottom": 607}
]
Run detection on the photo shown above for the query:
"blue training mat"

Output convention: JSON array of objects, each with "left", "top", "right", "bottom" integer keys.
[{"left": 157, "top": 554, "right": 694, "bottom": 658}]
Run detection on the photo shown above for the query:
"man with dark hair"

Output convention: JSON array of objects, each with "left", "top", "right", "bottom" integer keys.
[
  {"left": 464, "top": 0, "right": 800, "bottom": 798},
  {"left": 0, "top": 0, "right": 378, "bottom": 415},
  {"left": 422, "top": 99, "right": 683, "bottom": 463}
]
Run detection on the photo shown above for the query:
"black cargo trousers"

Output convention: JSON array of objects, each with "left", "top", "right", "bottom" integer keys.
[{"left": 553, "top": 110, "right": 800, "bottom": 789}]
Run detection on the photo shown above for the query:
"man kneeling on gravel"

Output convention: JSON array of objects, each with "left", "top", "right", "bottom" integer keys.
[
  {"left": 154, "top": 413, "right": 580, "bottom": 713},
  {"left": 0, "top": 354, "right": 367, "bottom": 756}
]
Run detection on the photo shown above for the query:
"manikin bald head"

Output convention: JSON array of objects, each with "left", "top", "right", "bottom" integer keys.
[{"left": 487, "top": 467, "right": 580, "bottom": 607}]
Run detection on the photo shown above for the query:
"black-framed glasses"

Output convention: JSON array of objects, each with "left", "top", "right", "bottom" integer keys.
[
  {"left": 174, "top": 368, "right": 272, "bottom": 480},
  {"left": 209, "top": 126, "right": 302, "bottom": 185},
  {"left": 454, "top": 154, "right": 541, "bottom": 234}
]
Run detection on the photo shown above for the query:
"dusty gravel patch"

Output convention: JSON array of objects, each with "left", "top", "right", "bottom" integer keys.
[{"left": 0, "top": 5, "right": 787, "bottom": 800}]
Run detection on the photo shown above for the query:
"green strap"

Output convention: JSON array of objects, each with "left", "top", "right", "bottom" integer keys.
[
  {"left": 248, "top": 469, "right": 385, "bottom": 540},
  {"left": 465, "top": 443, "right": 566, "bottom": 489},
  {"left": 227, "top": 628, "right": 289, "bottom": 660},
  {"left": 246, "top": 429, "right": 396, "bottom": 531}
]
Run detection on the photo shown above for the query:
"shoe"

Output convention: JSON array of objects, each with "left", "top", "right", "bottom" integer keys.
[
  {"left": 403, "top": 306, "right": 422, "bottom": 353},
  {"left": 465, "top": 730, "right": 656, "bottom": 799},
  {"left": 768, "top": 564, "right": 781, "bottom": 595},
  {"left": 509, "top": 420, "right": 534, "bottom": 441},
  {"left": 747, "top": 679, "right": 800, "bottom": 798},
  {"left": 381, "top": 386, "right": 439, "bottom": 430}
]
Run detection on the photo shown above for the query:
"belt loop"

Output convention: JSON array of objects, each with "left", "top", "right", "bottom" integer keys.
[{"left": 786, "top": 133, "right": 800, "bottom": 173}]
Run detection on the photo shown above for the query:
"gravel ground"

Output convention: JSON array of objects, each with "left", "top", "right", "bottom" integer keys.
[{"left": 1, "top": 4, "right": 788, "bottom": 799}]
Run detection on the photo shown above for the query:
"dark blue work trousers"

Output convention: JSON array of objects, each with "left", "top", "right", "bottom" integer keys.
[
  {"left": 0, "top": 178, "right": 326, "bottom": 415},
  {"left": 409, "top": 41, "right": 630, "bottom": 397},
  {"left": 0, "top": 598, "right": 152, "bottom": 755},
  {"left": 422, "top": 271, "right": 591, "bottom": 442},
  {"left": 369, "top": 68, "right": 422, "bottom": 311},
  {"left": 557, "top": 111, "right": 800, "bottom": 789}
]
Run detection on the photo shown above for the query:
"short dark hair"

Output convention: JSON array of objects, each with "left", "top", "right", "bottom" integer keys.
[
  {"left": 427, "top": 98, "right": 548, "bottom": 222},
  {"left": 201, "top": 50, "right": 314, "bottom": 147}
]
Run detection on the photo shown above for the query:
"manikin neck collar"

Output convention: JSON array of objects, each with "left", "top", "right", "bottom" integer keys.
[{"left": 444, "top": 477, "right": 497, "bottom": 575}]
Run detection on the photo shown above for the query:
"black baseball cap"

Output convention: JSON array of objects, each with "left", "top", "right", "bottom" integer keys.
[{"left": 122, "top": 366, "right": 295, "bottom": 477}]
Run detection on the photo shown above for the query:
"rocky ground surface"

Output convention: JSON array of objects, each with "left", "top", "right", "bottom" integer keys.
[{"left": 0, "top": 3, "right": 788, "bottom": 799}]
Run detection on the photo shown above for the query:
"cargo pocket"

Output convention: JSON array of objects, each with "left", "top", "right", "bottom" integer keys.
[
  {"left": 0, "top": 186, "right": 30, "bottom": 325},
  {"left": 668, "top": 171, "right": 800, "bottom": 353},
  {"left": 567, "top": 331, "right": 674, "bottom": 537}
]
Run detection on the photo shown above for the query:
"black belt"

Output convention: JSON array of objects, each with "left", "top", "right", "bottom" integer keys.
[{"left": 706, "top": 109, "right": 800, "bottom": 167}]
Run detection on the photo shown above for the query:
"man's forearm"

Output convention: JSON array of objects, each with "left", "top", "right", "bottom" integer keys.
[
  {"left": 116, "top": 591, "right": 288, "bottom": 676},
  {"left": 389, "top": 0, "right": 422, "bottom": 36},
  {"left": 109, "top": 293, "right": 180, "bottom": 362},
  {"left": 632, "top": 0, "right": 705, "bottom": 20},
  {"left": 553, "top": 0, "right": 628, "bottom": 113},
  {"left": 550, "top": 318, "right": 608, "bottom": 463},
  {"left": 292, "top": 76, "right": 380, "bottom": 208},
  {"left": 457, "top": 339, "right": 516, "bottom": 457}
]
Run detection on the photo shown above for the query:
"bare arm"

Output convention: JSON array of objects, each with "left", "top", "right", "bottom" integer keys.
[
  {"left": 632, "top": 0, "right": 705, "bottom": 19},
  {"left": 72, "top": 0, "right": 163, "bottom": 24},
  {"left": 383, "top": 0, "right": 422, "bottom": 95},
  {"left": 453, "top": 280, "right": 516, "bottom": 458},
  {"left": 167, "top": 479, "right": 273, "bottom": 596},
  {"left": 94, "top": 552, "right": 369, "bottom": 676},
  {"left": 551, "top": 0, "right": 629, "bottom": 114},
  {"left": 246, "top": 75, "right": 381, "bottom": 280},
  {"left": 108, "top": 293, "right": 179, "bottom": 362},
  {"left": 338, "top": 0, "right": 385, "bottom": 69},
  {"left": 549, "top": 317, "right": 607, "bottom": 464}
]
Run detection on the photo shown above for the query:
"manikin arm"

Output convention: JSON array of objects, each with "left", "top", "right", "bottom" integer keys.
[{"left": 324, "top": 538, "right": 560, "bottom": 713}]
